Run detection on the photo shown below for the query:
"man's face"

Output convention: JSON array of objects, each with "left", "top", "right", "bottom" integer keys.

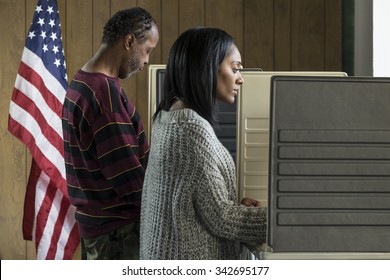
[{"left": 120, "top": 24, "right": 159, "bottom": 79}]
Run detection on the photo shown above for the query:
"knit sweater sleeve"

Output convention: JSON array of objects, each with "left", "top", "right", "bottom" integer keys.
[{"left": 191, "top": 122, "right": 267, "bottom": 245}]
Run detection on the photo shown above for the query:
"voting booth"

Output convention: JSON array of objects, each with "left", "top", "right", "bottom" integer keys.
[{"left": 147, "top": 65, "right": 390, "bottom": 259}]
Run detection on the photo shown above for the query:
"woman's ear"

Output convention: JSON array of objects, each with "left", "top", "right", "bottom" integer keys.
[{"left": 124, "top": 33, "right": 135, "bottom": 50}]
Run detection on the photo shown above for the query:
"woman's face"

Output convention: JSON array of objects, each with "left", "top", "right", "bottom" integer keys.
[{"left": 216, "top": 44, "right": 244, "bottom": 104}]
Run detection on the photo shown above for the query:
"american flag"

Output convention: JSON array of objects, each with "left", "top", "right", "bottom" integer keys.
[{"left": 8, "top": 0, "right": 79, "bottom": 259}]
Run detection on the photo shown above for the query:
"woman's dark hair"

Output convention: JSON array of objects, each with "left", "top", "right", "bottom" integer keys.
[
  {"left": 154, "top": 27, "right": 234, "bottom": 125},
  {"left": 102, "top": 7, "right": 156, "bottom": 45}
]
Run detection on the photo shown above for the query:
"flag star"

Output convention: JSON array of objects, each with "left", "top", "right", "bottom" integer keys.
[
  {"left": 42, "top": 44, "right": 49, "bottom": 52},
  {"left": 28, "top": 31, "right": 36, "bottom": 39},
  {"left": 64, "top": 73, "right": 68, "bottom": 81},
  {"left": 35, "top": 5, "right": 43, "bottom": 13},
  {"left": 63, "top": 60, "right": 66, "bottom": 68},
  {"left": 50, "top": 32, "right": 57, "bottom": 41},
  {"left": 54, "top": 58, "right": 61, "bottom": 67},
  {"left": 48, "top": 19, "right": 55, "bottom": 28},
  {"left": 40, "top": 31, "right": 46, "bottom": 39},
  {"left": 47, "top": 6, "right": 54, "bottom": 14},
  {"left": 37, "top": 18, "right": 45, "bottom": 26},
  {"left": 52, "top": 45, "right": 59, "bottom": 54}
]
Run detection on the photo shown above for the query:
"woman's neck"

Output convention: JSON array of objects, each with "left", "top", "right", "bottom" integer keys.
[{"left": 169, "top": 99, "right": 187, "bottom": 111}]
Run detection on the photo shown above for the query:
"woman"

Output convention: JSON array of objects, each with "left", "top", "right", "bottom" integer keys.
[{"left": 140, "top": 27, "right": 267, "bottom": 260}]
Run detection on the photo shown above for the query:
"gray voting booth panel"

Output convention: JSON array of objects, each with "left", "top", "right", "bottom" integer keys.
[
  {"left": 268, "top": 76, "right": 390, "bottom": 253},
  {"left": 237, "top": 71, "right": 346, "bottom": 204}
]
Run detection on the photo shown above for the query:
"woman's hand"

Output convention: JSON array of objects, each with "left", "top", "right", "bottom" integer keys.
[{"left": 240, "top": 197, "right": 261, "bottom": 207}]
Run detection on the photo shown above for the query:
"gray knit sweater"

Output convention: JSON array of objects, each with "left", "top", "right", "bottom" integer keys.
[{"left": 140, "top": 109, "right": 267, "bottom": 260}]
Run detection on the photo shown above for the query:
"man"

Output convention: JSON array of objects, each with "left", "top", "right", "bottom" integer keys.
[{"left": 62, "top": 7, "right": 159, "bottom": 260}]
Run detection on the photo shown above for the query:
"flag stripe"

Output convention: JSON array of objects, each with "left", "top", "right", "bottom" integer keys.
[
  {"left": 35, "top": 170, "right": 56, "bottom": 256},
  {"left": 21, "top": 47, "right": 66, "bottom": 103},
  {"left": 8, "top": 115, "right": 67, "bottom": 196},
  {"left": 33, "top": 162, "right": 78, "bottom": 260},
  {"left": 53, "top": 195, "right": 77, "bottom": 259},
  {"left": 23, "top": 163, "right": 39, "bottom": 241},
  {"left": 63, "top": 222, "right": 80, "bottom": 259},
  {"left": 8, "top": 101, "right": 64, "bottom": 170},
  {"left": 16, "top": 59, "right": 64, "bottom": 119},
  {"left": 45, "top": 190, "right": 68, "bottom": 260},
  {"left": 9, "top": 87, "right": 64, "bottom": 154}
]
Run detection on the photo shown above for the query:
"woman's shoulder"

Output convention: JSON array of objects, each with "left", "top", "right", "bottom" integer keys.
[
  {"left": 157, "top": 109, "right": 211, "bottom": 128},
  {"left": 155, "top": 109, "right": 217, "bottom": 145}
]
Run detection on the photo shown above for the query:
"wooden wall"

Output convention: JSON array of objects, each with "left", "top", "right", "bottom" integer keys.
[{"left": 0, "top": 0, "right": 342, "bottom": 259}]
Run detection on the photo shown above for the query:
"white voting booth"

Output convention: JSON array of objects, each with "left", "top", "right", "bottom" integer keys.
[{"left": 147, "top": 65, "right": 390, "bottom": 259}]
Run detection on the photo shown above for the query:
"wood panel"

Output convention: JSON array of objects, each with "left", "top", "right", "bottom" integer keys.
[
  {"left": 137, "top": 0, "right": 162, "bottom": 137},
  {"left": 0, "top": 0, "right": 343, "bottom": 259},
  {"left": 205, "top": 0, "right": 244, "bottom": 52},
  {"left": 66, "top": 0, "right": 93, "bottom": 78},
  {"left": 243, "top": 0, "right": 274, "bottom": 69},
  {"left": 274, "top": 0, "right": 292, "bottom": 70},
  {"left": 179, "top": 0, "right": 205, "bottom": 33},
  {"left": 0, "top": 0, "right": 28, "bottom": 260},
  {"left": 325, "top": 0, "right": 342, "bottom": 70},
  {"left": 93, "top": 0, "right": 111, "bottom": 53},
  {"left": 291, "top": 0, "right": 325, "bottom": 70},
  {"left": 161, "top": 0, "right": 179, "bottom": 63}
]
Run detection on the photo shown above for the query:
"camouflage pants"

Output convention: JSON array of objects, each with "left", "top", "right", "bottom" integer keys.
[{"left": 81, "top": 222, "right": 140, "bottom": 260}]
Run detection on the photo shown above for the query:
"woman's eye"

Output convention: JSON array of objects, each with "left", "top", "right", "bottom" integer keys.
[{"left": 233, "top": 65, "right": 243, "bottom": 74}]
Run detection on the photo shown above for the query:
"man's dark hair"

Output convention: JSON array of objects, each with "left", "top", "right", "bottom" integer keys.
[
  {"left": 154, "top": 27, "right": 234, "bottom": 126},
  {"left": 102, "top": 7, "right": 156, "bottom": 45}
]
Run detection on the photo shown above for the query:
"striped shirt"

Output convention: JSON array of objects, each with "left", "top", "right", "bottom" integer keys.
[{"left": 62, "top": 70, "right": 149, "bottom": 238}]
